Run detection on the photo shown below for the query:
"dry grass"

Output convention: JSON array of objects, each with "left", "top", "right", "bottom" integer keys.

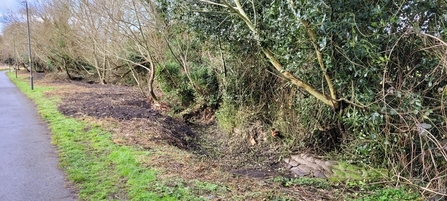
[{"left": 0, "top": 65, "right": 11, "bottom": 70}]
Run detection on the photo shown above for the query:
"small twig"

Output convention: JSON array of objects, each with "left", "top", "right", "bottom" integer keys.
[
  {"left": 264, "top": 69, "right": 287, "bottom": 81},
  {"left": 420, "top": 186, "right": 447, "bottom": 197},
  {"left": 421, "top": 33, "right": 447, "bottom": 47},
  {"left": 335, "top": 98, "right": 367, "bottom": 108}
]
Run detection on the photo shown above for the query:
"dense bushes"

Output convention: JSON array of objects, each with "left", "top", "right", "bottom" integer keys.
[
  {"left": 1, "top": 0, "right": 446, "bottom": 198},
  {"left": 156, "top": 61, "right": 219, "bottom": 112},
  {"left": 156, "top": 0, "right": 447, "bottom": 198}
]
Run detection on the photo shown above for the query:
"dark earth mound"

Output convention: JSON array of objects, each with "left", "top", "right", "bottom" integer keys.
[{"left": 57, "top": 81, "right": 196, "bottom": 149}]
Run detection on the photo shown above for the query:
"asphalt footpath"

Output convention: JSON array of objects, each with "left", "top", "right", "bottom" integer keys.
[{"left": 0, "top": 71, "right": 77, "bottom": 201}]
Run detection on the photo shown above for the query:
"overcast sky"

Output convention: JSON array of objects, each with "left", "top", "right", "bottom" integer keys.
[
  {"left": 1, "top": 0, "right": 22, "bottom": 11},
  {"left": 0, "top": 0, "right": 36, "bottom": 34}
]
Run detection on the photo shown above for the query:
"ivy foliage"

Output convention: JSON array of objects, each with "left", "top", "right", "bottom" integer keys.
[{"left": 155, "top": 1, "right": 447, "bottom": 197}]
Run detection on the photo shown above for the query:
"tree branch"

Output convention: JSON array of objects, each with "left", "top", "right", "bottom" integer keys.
[
  {"left": 263, "top": 48, "right": 337, "bottom": 109},
  {"left": 202, "top": 0, "right": 339, "bottom": 110},
  {"left": 301, "top": 20, "right": 338, "bottom": 102},
  {"left": 199, "top": 0, "right": 227, "bottom": 8}
]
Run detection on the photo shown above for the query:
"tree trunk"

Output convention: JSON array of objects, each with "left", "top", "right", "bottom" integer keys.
[{"left": 147, "top": 56, "right": 158, "bottom": 101}]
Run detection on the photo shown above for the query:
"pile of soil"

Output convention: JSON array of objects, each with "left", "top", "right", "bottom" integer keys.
[{"left": 57, "top": 81, "right": 197, "bottom": 150}]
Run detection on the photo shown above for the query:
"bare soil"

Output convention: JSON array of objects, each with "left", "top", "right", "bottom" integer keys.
[
  {"left": 29, "top": 72, "right": 349, "bottom": 200},
  {"left": 56, "top": 81, "right": 197, "bottom": 149}
]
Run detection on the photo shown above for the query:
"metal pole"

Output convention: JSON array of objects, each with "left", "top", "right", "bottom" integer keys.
[
  {"left": 24, "top": 1, "right": 33, "bottom": 90},
  {"left": 13, "top": 34, "right": 17, "bottom": 78},
  {"left": 8, "top": 54, "right": 11, "bottom": 72}
]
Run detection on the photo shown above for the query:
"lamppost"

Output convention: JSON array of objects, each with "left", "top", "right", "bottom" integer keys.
[
  {"left": 13, "top": 34, "right": 17, "bottom": 78},
  {"left": 23, "top": 1, "right": 33, "bottom": 90}
]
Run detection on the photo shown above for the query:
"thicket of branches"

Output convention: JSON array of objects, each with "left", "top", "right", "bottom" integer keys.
[{"left": 1, "top": 0, "right": 447, "bottom": 198}]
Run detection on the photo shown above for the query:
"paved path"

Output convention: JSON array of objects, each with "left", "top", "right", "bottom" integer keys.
[{"left": 0, "top": 71, "right": 77, "bottom": 201}]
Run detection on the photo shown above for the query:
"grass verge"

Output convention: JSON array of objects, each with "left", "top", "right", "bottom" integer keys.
[
  {"left": 6, "top": 73, "right": 192, "bottom": 200},
  {"left": 8, "top": 72, "right": 421, "bottom": 200}
]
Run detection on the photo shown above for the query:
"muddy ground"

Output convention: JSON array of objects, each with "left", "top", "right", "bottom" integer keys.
[
  {"left": 29, "top": 72, "right": 353, "bottom": 200},
  {"left": 57, "top": 81, "right": 196, "bottom": 150}
]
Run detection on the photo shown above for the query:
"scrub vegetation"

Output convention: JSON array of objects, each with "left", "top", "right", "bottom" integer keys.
[{"left": 2, "top": 0, "right": 447, "bottom": 200}]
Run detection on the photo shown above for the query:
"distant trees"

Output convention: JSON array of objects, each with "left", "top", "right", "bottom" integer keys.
[
  {"left": 0, "top": 0, "right": 166, "bottom": 100},
  {"left": 0, "top": 19, "right": 28, "bottom": 67}
]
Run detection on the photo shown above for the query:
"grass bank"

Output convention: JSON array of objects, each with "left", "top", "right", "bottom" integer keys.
[
  {"left": 6, "top": 73, "right": 193, "bottom": 200},
  {"left": 7, "top": 72, "right": 422, "bottom": 200}
]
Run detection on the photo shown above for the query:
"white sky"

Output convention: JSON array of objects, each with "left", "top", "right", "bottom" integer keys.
[
  {"left": 0, "top": 0, "right": 36, "bottom": 34},
  {"left": 1, "top": 0, "right": 22, "bottom": 11}
]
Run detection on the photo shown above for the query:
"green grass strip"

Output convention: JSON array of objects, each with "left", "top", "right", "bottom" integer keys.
[{"left": 7, "top": 74, "right": 181, "bottom": 201}]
